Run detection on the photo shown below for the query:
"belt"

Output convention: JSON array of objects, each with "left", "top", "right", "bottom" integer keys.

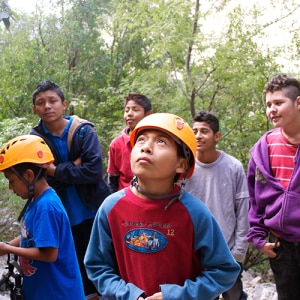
[
  {"left": 270, "top": 230, "right": 300, "bottom": 245},
  {"left": 270, "top": 230, "right": 280, "bottom": 238}
]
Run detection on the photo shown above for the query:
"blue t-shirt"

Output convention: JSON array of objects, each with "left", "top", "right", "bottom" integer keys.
[
  {"left": 42, "top": 117, "right": 95, "bottom": 225},
  {"left": 20, "top": 188, "right": 85, "bottom": 299}
]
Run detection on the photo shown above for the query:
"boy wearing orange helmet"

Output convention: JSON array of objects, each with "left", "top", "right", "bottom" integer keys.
[
  {"left": 0, "top": 135, "right": 84, "bottom": 300},
  {"left": 84, "top": 113, "right": 240, "bottom": 300}
]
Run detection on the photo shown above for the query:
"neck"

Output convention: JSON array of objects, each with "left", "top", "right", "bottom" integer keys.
[
  {"left": 33, "top": 180, "right": 50, "bottom": 200},
  {"left": 43, "top": 118, "right": 68, "bottom": 137},
  {"left": 131, "top": 177, "right": 174, "bottom": 199},
  {"left": 282, "top": 127, "right": 300, "bottom": 144},
  {"left": 197, "top": 149, "right": 220, "bottom": 163}
]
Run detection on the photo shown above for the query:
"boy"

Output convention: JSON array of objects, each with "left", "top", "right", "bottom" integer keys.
[
  {"left": 247, "top": 74, "right": 300, "bottom": 300},
  {"left": 107, "top": 93, "right": 152, "bottom": 193},
  {"left": 84, "top": 113, "right": 240, "bottom": 300},
  {"left": 30, "top": 80, "right": 111, "bottom": 300},
  {"left": 0, "top": 135, "right": 84, "bottom": 300},
  {"left": 185, "top": 111, "right": 249, "bottom": 300}
]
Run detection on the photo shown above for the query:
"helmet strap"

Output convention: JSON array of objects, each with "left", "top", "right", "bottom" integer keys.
[
  {"left": 10, "top": 166, "right": 43, "bottom": 221},
  {"left": 130, "top": 176, "right": 185, "bottom": 210}
]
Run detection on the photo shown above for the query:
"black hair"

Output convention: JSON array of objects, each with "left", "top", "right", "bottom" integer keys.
[
  {"left": 125, "top": 93, "right": 152, "bottom": 113},
  {"left": 264, "top": 74, "right": 300, "bottom": 102},
  {"left": 32, "top": 80, "right": 65, "bottom": 104},
  {"left": 193, "top": 110, "right": 219, "bottom": 134},
  {"left": 12, "top": 163, "right": 46, "bottom": 180}
]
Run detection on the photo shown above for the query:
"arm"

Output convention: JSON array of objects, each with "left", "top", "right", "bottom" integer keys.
[
  {"left": 107, "top": 139, "right": 120, "bottom": 193},
  {"left": 160, "top": 199, "right": 240, "bottom": 300},
  {"left": 107, "top": 174, "right": 119, "bottom": 193},
  {"left": 0, "top": 242, "right": 58, "bottom": 262},
  {"left": 54, "top": 127, "right": 105, "bottom": 184},
  {"left": 84, "top": 197, "right": 146, "bottom": 300},
  {"left": 246, "top": 157, "right": 269, "bottom": 250},
  {"left": 247, "top": 157, "right": 278, "bottom": 258},
  {"left": 231, "top": 165, "right": 249, "bottom": 261}
]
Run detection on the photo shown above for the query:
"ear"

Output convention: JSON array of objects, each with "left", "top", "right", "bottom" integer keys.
[
  {"left": 63, "top": 100, "right": 68, "bottom": 110},
  {"left": 176, "top": 157, "right": 188, "bottom": 175},
  {"left": 215, "top": 131, "right": 222, "bottom": 142},
  {"left": 145, "top": 110, "right": 152, "bottom": 117},
  {"left": 22, "top": 169, "right": 35, "bottom": 184},
  {"left": 296, "top": 96, "right": 300, "bottom": 110}
]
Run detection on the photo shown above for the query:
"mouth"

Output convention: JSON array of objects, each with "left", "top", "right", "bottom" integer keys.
[
  {"left": 270, "top": 116, "right": 280, "bottom": 122},
  {"left": 44, "top": 112, "right": 55, "bottom": 117},
  {"left": 137, "top": 156, "right": 151, "bottom": 163}
]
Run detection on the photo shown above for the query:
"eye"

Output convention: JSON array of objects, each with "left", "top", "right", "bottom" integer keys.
[
  {"left": 50, "top": 98, "right": 59, "bottom": 104},
  {"left": 157, "top": 138, "right": 167, "bottom": 145},
  {"left": 35, "top": 100, "right": 44, "bottom": 106},
  {"left": 136, "top": 136, "right": 145, "bottom": 143}
]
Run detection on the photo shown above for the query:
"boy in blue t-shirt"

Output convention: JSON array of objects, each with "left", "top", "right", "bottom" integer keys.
[{"left": 0, "top": 135, "right": 84, "bottom": 300}]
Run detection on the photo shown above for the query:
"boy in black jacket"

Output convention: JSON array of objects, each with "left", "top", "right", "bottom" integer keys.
[{"left": 31, "top": 80, "right": 110, "bottom": 300}]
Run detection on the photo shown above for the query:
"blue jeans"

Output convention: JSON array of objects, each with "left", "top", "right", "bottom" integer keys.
[
  {"left": 214, "top": 262, "right": 247, "bottom": 300},
  {"left": 269, "top": 233, "right": 300, "bottom": 300}
]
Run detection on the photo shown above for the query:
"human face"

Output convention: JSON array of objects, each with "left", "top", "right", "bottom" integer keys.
[
  {"left": 124, "top": 100, "right": 149, "bottom": 132},
  {"left": 32, "top": 90, "right": 67, "bottom": 124},
  {"left": 266, "top": 90, "right": 300, "bottom": 129},
  {"left": 130, "top": 130, "right": 186, "bottom": 182},
  {"left": 4, "top": 169, "right": 28, "bottom": 200},
  {"left": 193, "top": 122, "right": 220, "bottom": 154}
]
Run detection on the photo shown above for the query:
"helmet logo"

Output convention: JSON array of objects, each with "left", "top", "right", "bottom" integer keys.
[
  {"left": 37, "top": 150, "right": 43, "bottom": 158},
  {"left": 0, "top": 155, "right": 4, "bottom": 163},
  {"left": 176, "top": 118, "right": 184, "bottom": 130}
]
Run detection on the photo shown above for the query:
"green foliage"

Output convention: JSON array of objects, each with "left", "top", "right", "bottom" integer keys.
[
  {"left": 0, "top": 0, "right": 299, "bottom": 265},
  {"left": 244, "top": 244, "right": 271, "bottom": 280},
  {"left": 0, "top": 173, "right": 23, "bottom": 240},
  {"left": 0, "top": 118, "right": 35, "bottom": 144}
]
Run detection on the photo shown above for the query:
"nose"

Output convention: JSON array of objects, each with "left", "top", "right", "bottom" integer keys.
[
  {"left": 140, "top": 141, "right": 152, "bottom": 154},
  {"left": 195, "top": 130, "right": 202, "bottom": 138},
  {"left": 127, "top": 109, "right": 133, "bottom": 116},
  {"left": 268, "top": 103, "right": 276, "bottom": 112}
]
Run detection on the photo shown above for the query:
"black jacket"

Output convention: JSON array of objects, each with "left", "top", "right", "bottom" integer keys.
[{"left": 31, "top": 115, "right": 111, "bottom": 211}]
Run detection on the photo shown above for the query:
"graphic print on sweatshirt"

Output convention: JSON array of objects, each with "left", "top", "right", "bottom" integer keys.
[{"left": 124, "top": 228, "right": 168, "bottom": 253}]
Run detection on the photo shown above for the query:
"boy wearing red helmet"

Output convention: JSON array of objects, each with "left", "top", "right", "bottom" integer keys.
[
  {"left": 85, "top": 113, "right": 240, "bottom": 300},
  {"left": 0, "top": 135, "right": 84, "bottom": 300}
]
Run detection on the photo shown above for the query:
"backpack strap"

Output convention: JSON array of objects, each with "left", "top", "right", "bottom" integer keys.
[{"left": 67, "top": 115, "right": 88, "bottom": 151}]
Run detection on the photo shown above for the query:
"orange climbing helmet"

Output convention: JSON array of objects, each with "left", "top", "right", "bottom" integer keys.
[
  {"left": 130, "top": 113, "right": 196, "bottom": 179},
  {"left": 0, "top": 135, "right": 54, "bottom": 171}
]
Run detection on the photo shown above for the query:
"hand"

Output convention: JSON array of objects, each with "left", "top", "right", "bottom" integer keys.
[
  {"left": 46, "top": 163, "right": 56, "bottom": 177},
  {"left": 0, "top": 242, "right": 9, "bottom": 256},
  {"left": 73, "top": 157, "right": 82, "bottom": 166},
  {"left": 260, "top": 242, "right": 280, "bottom": 258},
  {"left": 145, "top": 292, "right": 163, "bottom": 300},
  {"left": 19, "top": 257, "right": 37, "bottom": 276}
]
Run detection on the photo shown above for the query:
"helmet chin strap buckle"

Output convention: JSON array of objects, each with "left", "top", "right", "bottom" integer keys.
[{"left": 130, "top": 176, "right": 186, "bottom": 210}]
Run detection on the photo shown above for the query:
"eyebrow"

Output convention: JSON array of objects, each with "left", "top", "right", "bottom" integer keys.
[{"left": 193, "top": 126, "right": 211, "bottom": 130}]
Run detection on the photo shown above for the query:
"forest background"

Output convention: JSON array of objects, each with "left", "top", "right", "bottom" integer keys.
[{"left": 0, "top": 0, "right": 300, "bottom": 273}]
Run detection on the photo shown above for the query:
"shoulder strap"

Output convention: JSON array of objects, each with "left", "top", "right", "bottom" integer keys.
[{"left": 67, "top": 115, "right": 88, "bottom": 151}]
